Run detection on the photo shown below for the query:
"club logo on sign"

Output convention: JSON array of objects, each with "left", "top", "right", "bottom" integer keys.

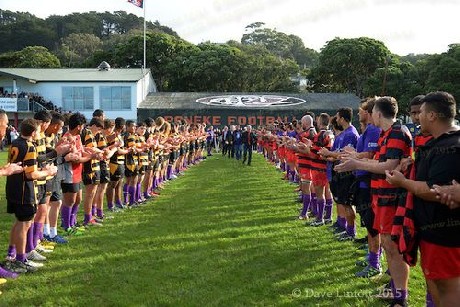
[{"left": 196, "top": 95, "right": 306, "bottom": 108}]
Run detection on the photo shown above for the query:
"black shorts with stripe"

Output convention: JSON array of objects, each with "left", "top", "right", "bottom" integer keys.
[
  {"left": 7, "top": 202, "right": 36, "bottom": 222},
  {"left": 83, "top": 171, "right": 101, "bottom": 186}
]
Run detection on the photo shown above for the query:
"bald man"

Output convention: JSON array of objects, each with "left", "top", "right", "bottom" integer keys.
[{"left": 295, "top": 115, "right": 317, "bottom": 220}]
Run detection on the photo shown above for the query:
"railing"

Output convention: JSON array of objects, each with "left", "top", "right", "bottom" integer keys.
[{"left": 16, "top": 98, "right": 47, "bottom": 112}]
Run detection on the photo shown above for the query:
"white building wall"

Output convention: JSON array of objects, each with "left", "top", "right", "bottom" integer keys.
[{"left": 0, "top": 70, "right": 156, "bottom": 121}]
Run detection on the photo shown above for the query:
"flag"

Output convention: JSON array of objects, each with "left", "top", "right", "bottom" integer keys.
[{"left": 128, "top": 0, "right": 143, "bottom": 8}]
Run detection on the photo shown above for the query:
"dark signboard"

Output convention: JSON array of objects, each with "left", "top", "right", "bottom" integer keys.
[{"left": 137, "top": 92, "right": 360, "bottom": 127}]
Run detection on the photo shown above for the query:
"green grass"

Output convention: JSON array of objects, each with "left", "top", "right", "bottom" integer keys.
[{"left": 0, "top": 150, "right": 426, "bottom": 306}]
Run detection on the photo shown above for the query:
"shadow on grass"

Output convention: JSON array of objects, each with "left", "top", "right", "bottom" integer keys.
[{"left": 0, "top": 154, "right": 422, "bottom": 306}]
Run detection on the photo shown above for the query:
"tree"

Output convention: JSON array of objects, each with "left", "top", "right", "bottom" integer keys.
[
  {"left": 56, "top": 33, "right": 103, "bottom": 67},
  {"left": 0, "top": 46, "right": 60, "bottom": 68},
  {"left": 311, "top": 37, "right": 391, "bottom": 97},
  {"left": 0, "top": 10, "right": 56, "bottom": 52},
  {"left": 241, "top": 23, "right": 318, "bottom": 69}
]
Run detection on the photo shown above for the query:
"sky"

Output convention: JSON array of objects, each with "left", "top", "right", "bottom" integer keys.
[{"left": 0, "top": 0, "right": 459, "bottom": 55}]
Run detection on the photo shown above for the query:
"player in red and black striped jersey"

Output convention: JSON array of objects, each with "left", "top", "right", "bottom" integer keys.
[
  {"left": 308, "top": 113, "right": 334, "bottom": 226},
  {"left": 386, "top": 92, "right": 460, "bottom": 307},
  {"left": 5, "top": 119, "right": 57, "bottom": 273},
  {"left": 336, "top": 97, "right": 412, "bottom": 307},
  {"left": 293, "top": 115, "right": 317, "bottom": 220}
]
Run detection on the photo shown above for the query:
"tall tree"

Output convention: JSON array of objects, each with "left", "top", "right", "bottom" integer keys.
[
  {"left": 0, "top": 46, "right": 60, "bottom": 68},
  {"left": 311, "top": 37, "right": 391, "bottom": 97},
  {"left": 56, "top": 33, "right": 103, "bottom": 67}
]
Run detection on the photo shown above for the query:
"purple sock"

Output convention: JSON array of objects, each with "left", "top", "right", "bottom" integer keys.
[
  {"left": 339, "top": 217, "right": 347, "bottom": 229},
  {"left": 300, "top": 194, "right": 311, "bottom": 217},
  {"left": 16, "top": 253, "right": 26, "bottom": 263},
  {"left": 137, "top": 183, "right": 142, "bottom": 200},
  {"left": 92, "top": 206, "right": 97, "bottom": 217},
  {"left": 0, "top": 266, "right": 18, "bottom": 279},
  {"left": 32, "top": 222, "right": 42, "bottom": 249},
  {"left": 346, "top": 224, "right": 356, "bottom": 237},
  {"left": 310, "top": 194, "right": 318, "bottom": 216},
  {"left": 144, "top": 191, "right": 150, "bottom": 198},
  {"left": 390, "top": 279, "right": 395, "bottom": 295},
  {"left": 123, "top": 184, "right": 129, "bottom": 204},
  {"left": 97, "top": 208, "right": 103, "bottom": 218},
  {"left": 61, "top": 205, "right": 71, "bottom": 229},
  {"left": 368, "top": 251, "right": 379, "bottom": 269},
  {"left": 426, "top": 292, "right": 435, "bottom": 307},
  {"left": 26, "top": 224, "right": 34, "bottom": 253},
  {"left": 285, "top": 165, "right": 290, "bottom": 178},
  {"left": 71, "top": 204, "right": 79, "bottom": 227},
  {"left": 167, "top": 165, "right": 172, "bottom": 180},
  {"left": 394, "top": 288, "right": 407, "bottom": 300},
  {"left": 317, "top": 199, "right": 325, "bottom": 221},
  {"left": 324, "top": 199, "right": 333, "bottom": 220},
  {"left": 7, "top": 245, "right": 16, "bottom": 259},
  {"left": 107, "top": 202, "right": 114, "bottom": 210},
  {"left": 128, "top": 186, "right": 135, "bottom": 204},
  {"left": 84, "top": 214, "right": 91, "bottom": 224}
]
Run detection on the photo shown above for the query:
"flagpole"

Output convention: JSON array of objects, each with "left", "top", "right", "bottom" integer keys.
[{"left": 143, "top": 0, "right": 146, "bottom": 69}]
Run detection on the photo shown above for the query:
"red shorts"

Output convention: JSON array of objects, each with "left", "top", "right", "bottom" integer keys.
[
  {"left": 420, "top": 240, "right": 460, "bottom": 280},
  {"left": 312, "top": 170, "right": 328, "bottom": 186},
  {"left": 278, "top": 147, "right": 286, "bottom": 159},
  {"left": 372, "top": 199, "right": 396, "bottom": 234},
  {"left": 299, "top": 168, "right": 312, "bottom": 181},
  {"left": 286, "top": 151, "right": 295, "bottom": 163}
]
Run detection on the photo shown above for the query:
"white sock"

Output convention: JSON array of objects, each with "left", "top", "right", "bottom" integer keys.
[
  {"left": 50, "top": 227, "right": 58, "bottom": 238},
  {"left": 43, "top": 223, "right": 50, "bottom": 236}
]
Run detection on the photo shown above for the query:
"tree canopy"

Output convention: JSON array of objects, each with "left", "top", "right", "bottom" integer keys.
[{"left": 0, "top": 10, "right": 458, "bottom": 108}]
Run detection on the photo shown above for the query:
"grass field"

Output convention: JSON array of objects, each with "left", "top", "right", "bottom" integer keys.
[{"left": 0, "top": 150, "right": 426, "bottom": 306}]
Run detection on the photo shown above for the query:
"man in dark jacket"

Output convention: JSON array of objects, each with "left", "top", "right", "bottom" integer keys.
[
  {"left": 221, "top": 126, "right": 232, "bottom": 157},
  {"left": 242, "top": 125, "right": 257, "bottom": 165}
]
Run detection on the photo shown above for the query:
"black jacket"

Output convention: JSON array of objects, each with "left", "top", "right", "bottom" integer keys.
[{"left": 242, "top": 131, "right": 257, "bottom": 145}]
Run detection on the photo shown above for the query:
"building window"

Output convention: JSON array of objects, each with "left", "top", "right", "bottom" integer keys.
[
  {"left": 100, "top": 86, "right": 131, "bottom": 110},
  {"left": 62, "top": 87, "right": 94, "bottom": 110}
]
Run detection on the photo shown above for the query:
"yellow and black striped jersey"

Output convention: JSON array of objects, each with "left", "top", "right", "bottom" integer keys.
[
  {"left": 82, "top": 128, "right": 100, "bottom": 173},
  {"left": 109, "top": 134, "right": 125, "bottom": 165},
  {"left": 137, "top": 135, "right": 149, "bottom": 166},
  {"left": 34, "top": 132, "right": 47, "bottom": 185},
  {"left": 7, "top": 137, "right": 38, "bottom": 205},
  {"left": 124, "top": 133, "right": 138, "bottom": 171}
]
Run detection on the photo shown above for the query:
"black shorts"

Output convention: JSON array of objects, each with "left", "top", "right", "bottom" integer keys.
[
  {"left": 138, "top": 165, "right": 146, "bottom": 175},
  {"left": 83, "top": 171, "right": 101, "bottom": 186},
  {"left": 361, "top": 205, "right": 378, "bottom": 237},
  {"left": 50, "top": 177, "right": 62, "bottom": 202},
  {"left": 100, "top": 162, "right": 110, "bottom": 184},
  {"left": 331, "top": 171, "right": 356, "bottom": 205},
  {"left": 152, "top": 158, "right": 160, "bottom": 172},
  {"left": 36, "top": 184, "right": 47, "bottom": 205},
  {"left": 169, "top": 152, "right": 177, "bottom": 163},
  {"left": 45, "top": 179, "right": 54, "bottom": 196},
  {"left": 7, "top": 202, "right": 36, "bottom": 222},
  {"left": 354, "top": 186, "right": 371, "bottom": 213},
  {"left": 125, "top": 166, "right": 138, "bottom": 178},
  {"left": 61, "top": 182, "right": 81, "bottom": 194},
  {"left": 179, "top": 147, "right": 184, "bottom": 156},
  {"left": 110, "top": 163, "right": 125, "bottom": 182}
]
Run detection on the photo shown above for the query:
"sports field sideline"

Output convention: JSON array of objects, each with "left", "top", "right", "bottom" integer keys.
[{"left": 0, "top": 151, "right": 425, "bottom": 306}]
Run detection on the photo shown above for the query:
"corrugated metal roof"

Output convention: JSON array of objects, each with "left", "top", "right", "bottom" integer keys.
[
  {"left": 138, "top": 92, "right": 360, "bottom": 110},
  {"left": 0, "top": 68, "right": 150, "bottom": 82}
]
